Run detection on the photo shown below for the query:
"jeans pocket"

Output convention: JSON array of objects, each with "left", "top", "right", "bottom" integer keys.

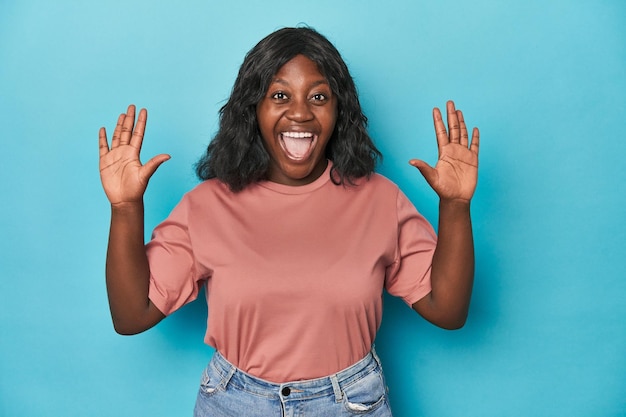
[
  {"left": 342, "top": 369, "right": 388, "bottom": 414},
  {"left": 198, "top": 363, "right": 225, "bottom": 398}
]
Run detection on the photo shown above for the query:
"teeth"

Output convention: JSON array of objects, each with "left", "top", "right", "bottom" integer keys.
[
  {"left": 280, "top": 132, "right": 315, "bottom": 160},
  {"left": 282, "top": 131, "right": 313, "bottom": 138}
]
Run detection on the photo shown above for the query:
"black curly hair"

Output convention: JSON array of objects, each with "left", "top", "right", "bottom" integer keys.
[{"left": 195, "top": 27, "right": 381, "bottom": 191}]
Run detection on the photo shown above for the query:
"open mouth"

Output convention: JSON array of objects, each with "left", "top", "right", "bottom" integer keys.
[{"left": 280, "top": 131, "right": 317, "bottom": 161}]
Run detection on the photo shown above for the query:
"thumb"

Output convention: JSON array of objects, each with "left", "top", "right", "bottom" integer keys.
[
  {"left": 141, "top": 154, "right": 171, "bottom": 181},
  {"left": 409, "top": 159, "right": 438, "bottom": 187}
]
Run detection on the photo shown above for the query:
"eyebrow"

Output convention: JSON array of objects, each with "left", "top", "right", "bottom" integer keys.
[{"left": 270, "top": 78, "right": 330, "bottom": 88}]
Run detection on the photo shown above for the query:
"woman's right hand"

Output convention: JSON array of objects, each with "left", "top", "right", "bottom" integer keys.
[{"left": 98, "top": 105, "right": 170, "bottom": 206}]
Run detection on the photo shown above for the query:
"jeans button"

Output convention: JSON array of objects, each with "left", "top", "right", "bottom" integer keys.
[{"left": 281, "top": 386, "right": 291, "bottom": 396}]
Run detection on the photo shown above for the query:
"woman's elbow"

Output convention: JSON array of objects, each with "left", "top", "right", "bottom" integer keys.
[
  {"left": 112, "top": 319, "right": 146, "bottom": 335},
  {"left": 412, "top": 301, "right": 469, "bottom": 330},
  {"left": 436, "top": 314, "right": 468, "bottom": 330},
  {"left": 110, "top": 313, "right": 161, "bottom": 335}
]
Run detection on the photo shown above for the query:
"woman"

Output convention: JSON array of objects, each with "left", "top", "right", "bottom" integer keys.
[{"left": 98, "top": 27, "right": 479, "bottom": 416}]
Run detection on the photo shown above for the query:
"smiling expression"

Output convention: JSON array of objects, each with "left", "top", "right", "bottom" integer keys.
[{"left": 256, "top": 54, "right": 338, "bottom": 186}]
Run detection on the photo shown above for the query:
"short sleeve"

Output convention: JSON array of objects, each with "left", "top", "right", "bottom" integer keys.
[
  {"left": 146, "top": 195, "right": 208, "bottom": 315},
  {"left": 385, "top": 189, "right": 437, "bottom": 306}
]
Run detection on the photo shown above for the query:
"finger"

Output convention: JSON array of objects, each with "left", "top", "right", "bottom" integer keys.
[
  {"left": 110, "top": 114, "right": 125, "bottom": 148},
  {"left": 457, "top": 110, "right": 469, "bottom": 147},
  {"left": 141, "top": 154, "right": 171, "bottom": 181},
  {"left": 409, "top": 159, "right": 438, "bottom": 189},
  {"left": 119, "top": 104, "right": 136, "bottom": 145},
  {"left": 470, "top": 127, "right": 480, "bottom": 154},
  {"left": 432, "top": 107, "right": 449, "bottom": 151},
  {"left": 130, "top": 108, "right": 148, "bottom": 149},
  {"left": 447, "top": 101, "right": 460, "bottom": 144},
  {"left": 99, "top": 127, "right": 109, "bottom": 157}
]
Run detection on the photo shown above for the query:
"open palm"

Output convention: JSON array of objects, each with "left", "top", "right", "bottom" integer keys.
[
  {"left": 98, "top": 105, "right": 169, "bottom": 205},
  {"left": 410, "top": 101, "right": 479, "bottom": 202}
]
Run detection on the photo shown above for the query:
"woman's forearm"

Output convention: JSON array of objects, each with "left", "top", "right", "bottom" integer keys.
[
  {"left": 413, "top": 198, "right": 474, "bottom": 329},
  {"left": 105, "top": 201, "right": 164, "bottom": 334}
]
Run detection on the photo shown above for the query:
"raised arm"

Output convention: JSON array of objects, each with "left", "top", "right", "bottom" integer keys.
[
  {"left": 409, "top": 101, "right": 479, "bottom": 329},
  {"left": 99, "top": 105, "right": 170, "bottom": 334}
]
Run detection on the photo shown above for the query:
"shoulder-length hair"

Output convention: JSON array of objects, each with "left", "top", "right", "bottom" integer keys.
[{"left": 195, "top": 27, "right": 381, "bottom": 191}]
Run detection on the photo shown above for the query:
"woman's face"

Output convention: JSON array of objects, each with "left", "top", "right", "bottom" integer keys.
[{"left": 256, "top": 54, "right": 338, "bottom": 186}]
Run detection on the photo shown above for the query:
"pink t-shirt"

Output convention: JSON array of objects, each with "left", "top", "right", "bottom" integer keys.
[{"left": 147, "top": 163, "right": 436, "bottom": 383}]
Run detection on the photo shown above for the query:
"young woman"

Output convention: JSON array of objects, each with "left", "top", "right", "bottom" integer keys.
[{"left": 98, "top": 27, "right": 479, "bottom": 416}]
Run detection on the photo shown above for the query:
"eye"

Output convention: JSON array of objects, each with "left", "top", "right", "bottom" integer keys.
[
  {"left": 311, "top": 93, "right": 328, "bottom": 103},
  {"left": 271, "top": 91, "right": 288, "bottom": 101}
]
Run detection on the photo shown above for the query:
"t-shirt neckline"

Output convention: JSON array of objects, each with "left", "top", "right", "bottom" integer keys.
[{"left": 257, "top": 161, "right": 333, "bottom": 195}]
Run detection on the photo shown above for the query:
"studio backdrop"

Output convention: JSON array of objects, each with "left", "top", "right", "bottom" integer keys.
[{"left": 1, "top": 1, "right": 625, "bottom": 416}]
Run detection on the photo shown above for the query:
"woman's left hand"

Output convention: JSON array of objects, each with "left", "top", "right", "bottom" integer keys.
[{"left": 409, "top": 101, "right": 479, "bottom": 203}]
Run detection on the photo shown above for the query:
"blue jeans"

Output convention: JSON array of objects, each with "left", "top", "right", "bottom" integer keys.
[{"left": 193, "top": 349, "right": 393, "bottom": 416}]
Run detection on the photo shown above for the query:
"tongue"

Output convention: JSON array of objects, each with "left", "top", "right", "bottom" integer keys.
[{"left": 282, "top": 136, "right": 312, "bottom": 159}]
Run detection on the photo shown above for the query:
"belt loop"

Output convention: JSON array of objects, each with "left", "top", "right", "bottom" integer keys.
[
  {"left": 330, "top": 374, "right": 343, "bottom": 402},
  {"left": 371, "top": 345, "right": 382, "bottom": 368},
  {"left": 219, "top": 361, "right": 236, "bottom": 390}
]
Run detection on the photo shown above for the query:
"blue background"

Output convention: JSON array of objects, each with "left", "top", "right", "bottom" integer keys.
[{"left": 1, "top": 1, "right": 625, "bottom": 416}]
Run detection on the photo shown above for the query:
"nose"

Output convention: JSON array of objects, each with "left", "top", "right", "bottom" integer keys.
[{"left": 286, "top": 97, "right": 314, "bottom": 122}]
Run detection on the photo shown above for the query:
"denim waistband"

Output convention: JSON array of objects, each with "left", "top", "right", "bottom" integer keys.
[{"left": 208, "top": 349, "right": 383, "bottom": 402}]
